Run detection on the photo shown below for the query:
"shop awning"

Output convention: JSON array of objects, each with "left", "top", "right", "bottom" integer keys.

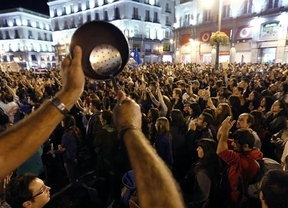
[
  {"left": 200, "top": 31, "right": 212, "bottom": 43},
  {"left": 181, "top": 34, "right": 191, "bottom": 45},
  {"left": 235, "top": 25, "right": 253, "bottom": 40}
]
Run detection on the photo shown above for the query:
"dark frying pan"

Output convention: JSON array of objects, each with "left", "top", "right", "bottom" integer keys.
[{"left": 69, "top": 21, "right": 130, "bottom": 89}]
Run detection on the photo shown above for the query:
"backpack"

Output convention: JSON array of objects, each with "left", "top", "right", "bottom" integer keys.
[{"left": 239, "top": 157, "right": 283, "bottom": 200}]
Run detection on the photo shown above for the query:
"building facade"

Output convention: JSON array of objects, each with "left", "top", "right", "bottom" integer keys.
[
  {"left": 47, "top": 0, "right": 175, "bottom": 63},
  {"left": 0, "top": 8, "right": 55, "bottom": 69},
  {"left": 174, "top": 0, "right": 288, "bottom": 64}
]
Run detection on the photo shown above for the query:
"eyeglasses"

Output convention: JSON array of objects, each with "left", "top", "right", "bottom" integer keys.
[{"left": 30, "top": 185, "right": 48, "bottom": 199}]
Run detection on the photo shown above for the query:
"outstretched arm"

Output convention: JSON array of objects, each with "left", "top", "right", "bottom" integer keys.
[
  {"left": 113, "top": 90, "right": 184, "bottom": 208},
  {"left": 0, "top": 46, "right": 85, "bottom": 179}
]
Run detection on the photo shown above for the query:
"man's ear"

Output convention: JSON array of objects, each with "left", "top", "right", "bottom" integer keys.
[
  {"left": 22, "top": 200, "right": 32, "bottom": 208},
  {"left": 243, "top": 143, "right": 249, "bottom": 148},
  {"left": 203, "top": 121, "right": 207, "bottom": 128}
]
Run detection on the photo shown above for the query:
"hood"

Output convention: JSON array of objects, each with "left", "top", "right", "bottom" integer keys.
[{"left": 246, "top": 149, "right": 263, "bottom": 161}]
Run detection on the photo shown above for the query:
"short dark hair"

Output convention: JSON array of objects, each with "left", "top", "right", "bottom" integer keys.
[
  {"left": 129, "top": 92, "right": 139, "bottom": 101},
  {"left": 90, "top": 99, "right": 102, "bottom": 110},
  {"left": 260, "top": 170, "right": 288, "bottom": 208},
  {"left": 5, "top": 173, "right": 38, "bottom": 208},
  {"left": 241, "top": 113, "right": 254, "bottom": 126},
  {"left": 232, "top": 129, "right": 255, "bottom": 148},
  {"left": 242, "top": 78, "right": 250, "bottom": 84},
  {"left": 228, "top": 95, "right": 241, "bottom": 108},
  {"left": 236, "top": 87, "right": 244, "bottom": 94},
  {"left": 201, "top": 112, "right": 213, "bottom": 126},
  {"left": 173, "top": 88, "right": 182, "bottom": 97},
  {"left": 101, "top": 110, "right": 113, "bottom": 125}
]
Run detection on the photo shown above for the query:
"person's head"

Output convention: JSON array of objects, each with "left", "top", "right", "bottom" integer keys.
[
  {"left": 196, "top": 138, "right": 217, "bottom": 160},
  {"left": 216, "top": 103, "right": 232, "bottom": 117},
  {"left": 192, "top": 80, "right": 200, "bottom": 90},
  {"left": 155, "top": 117, "right": 170, "bottom": 135},
  {"left": 0, "top": 108, "right": 12, "bottom": 132},
  {"left": 248, "top": 91, "right": 261, "bottom": 103},
  {"left": 172, "top": 88, "right": 182, "bottom": 100},
  {"left": 5, "top": 174, "right": 51, "bottom": 208},
  {"left": 177, "top": 82, "right": 186, "bottom": 90},
  {"left": 250, "top": 110, "right": 267, "bottom": 132},
  {"left": 217, "top": 87, "right": 229, "bottom": 98},
  {"left": 239, "top": 78, "right": 250, "bottom": 89},
  {"left": 229, "top": 78, "right": 237, "bottom": 88},
  {"left": 233, "top": 86, "right": 244, "bottom": 96},
  {"left": 147, "top": 108, "right": 159, "bottom": 122},
  {"left": 236, "top": 113, "right": 254, "bottom": 129},
  {"left": 129, "top": 92, "right": 139, "bottom": 102},
  {"left": 196, "top": 112, "right": 213, "bottom": 129},
  {"left": 228, "top": 95, "right": 241, "bottom": 108},
  {"left": 279, "top": 82, "right": 288, "bottom": 93},
  {"left": 260, "top": 96, "right": 275, "bottom": 111},
  {"left": 89, "top": 99, "right": 102, "bottom": 113},
  {"left": 4, "top": 101, "right": 19, "bottom": 117},
  {"left": 100, "top": 110, "right": 113, "bottom": 126},
  {"left": 62, "top": 114, "right": 76, "bottom": 130},
  {"left": 215, "top": 103, "right": 232, "bottom": 126},
  {"left": 260, "top": 170, "right": 288, "bottom": 208},
  {"left": 270, "top": 100, "right": 287, "bottom": 116},
  {"left": 170, "top": 109, "right": 185, "bottom": 124},
  {"left": 188, "top": 102, "right": 201, "bottom": 118},
  {"left": 148, "top": 81, "right": 157, "bottom": 92},
  {"left": 231, "top": 129, "right": 255, "bottom": 152}
]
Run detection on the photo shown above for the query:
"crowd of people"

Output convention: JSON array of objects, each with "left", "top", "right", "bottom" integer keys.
[{"left": 0, "top": 49, "right": 288, "bottom": 208}]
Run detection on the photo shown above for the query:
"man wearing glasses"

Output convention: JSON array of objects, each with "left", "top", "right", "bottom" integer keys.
[{"left": 5, "top": 173, "right": 50, "bottom": 208}]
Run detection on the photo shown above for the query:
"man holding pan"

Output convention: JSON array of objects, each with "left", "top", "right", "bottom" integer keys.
[{"left": 0, "top": 45, "right": 184, "bottom": 208}]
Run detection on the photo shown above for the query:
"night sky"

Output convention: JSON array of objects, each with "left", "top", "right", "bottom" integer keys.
[{"left": 0, "top": 0, "right": 49, "bottom": 15}]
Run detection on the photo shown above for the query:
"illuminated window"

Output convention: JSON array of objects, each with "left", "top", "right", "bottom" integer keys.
[
  {"left": 243, "top": 0, "right": 252, "bottom": 14},
  {"left": 203, "top": 9, "right": 211, "bottom": 22},
  {"left": 222, "top": 4, "right": 230, "bottom": 18}
]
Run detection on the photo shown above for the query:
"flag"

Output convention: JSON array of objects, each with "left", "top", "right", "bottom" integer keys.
[{"left": 133, "top": 49, "right": 142, "bottom": 66}]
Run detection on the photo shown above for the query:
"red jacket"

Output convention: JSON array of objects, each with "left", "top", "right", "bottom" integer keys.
[{"left": 218, "top": 148, "right": 263, "bottom": 205}]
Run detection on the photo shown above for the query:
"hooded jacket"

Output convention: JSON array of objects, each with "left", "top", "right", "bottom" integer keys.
[{"left": 217, "top": 148, "right": 263, "bottom": 206}]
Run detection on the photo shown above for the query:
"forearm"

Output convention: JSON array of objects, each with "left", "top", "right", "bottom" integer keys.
[
  {"left": 149, "top": 93, "right": 160, "bottom": 106},
  {"left": 123, "top": 129, "right": 184, "bottom": 208},
  {"left": 216, "top": 131, "right": 229, "bottom": 154},
  {"left": 4, "top": 84, "right": 16, "bottom": 96},
  {"left": 0, "top": 90, "right": 78, "bottom": 179}
]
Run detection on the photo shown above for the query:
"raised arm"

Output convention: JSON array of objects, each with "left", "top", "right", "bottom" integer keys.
[
  {"left": 0, "top": 46, "right": 85, "bottom": 179},
  {"left": 147, "top": 89, "right": 160, "bottom": 106},
  {"left": 113, "top": 90, "right": 184, "bottom": 208},
  {"left": 2, "top": 79, "right": 16, "bottom": 97},
  {"left": 216, "top": 116, "right": 235, "bottom": 154}
]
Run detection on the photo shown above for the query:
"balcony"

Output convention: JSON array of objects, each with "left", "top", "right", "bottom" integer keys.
[
  {"left": 113, "top": 15, "right": 121, "bottom": 20},
  {"left": 132, "top": 15, "right": 141, "bottom": 20},
  {"left": 165, "top": 22, "right": 172, "bottom": 26},
  {"left": 145, "top": 17, "right": 152, "bottom": 22},
  {"left": 165, "top": 8, "right": 171, "bottom": 13},
  {"left": 153, "top": 18, "right": 160, "bottom": 23}
]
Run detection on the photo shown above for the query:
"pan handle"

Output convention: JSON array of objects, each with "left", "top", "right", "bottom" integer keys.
[{"left": 111, "top": 77, "right": 119, "bottom": 92}]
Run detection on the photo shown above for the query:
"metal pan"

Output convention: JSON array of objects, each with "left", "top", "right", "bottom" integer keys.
[{"left": 69, "top": 21, "right": 130, "bottom": 81}]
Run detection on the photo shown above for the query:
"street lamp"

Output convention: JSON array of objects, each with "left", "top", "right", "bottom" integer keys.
[{"left": 218, "top": 0, "right": 223, "bottom": 32}]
